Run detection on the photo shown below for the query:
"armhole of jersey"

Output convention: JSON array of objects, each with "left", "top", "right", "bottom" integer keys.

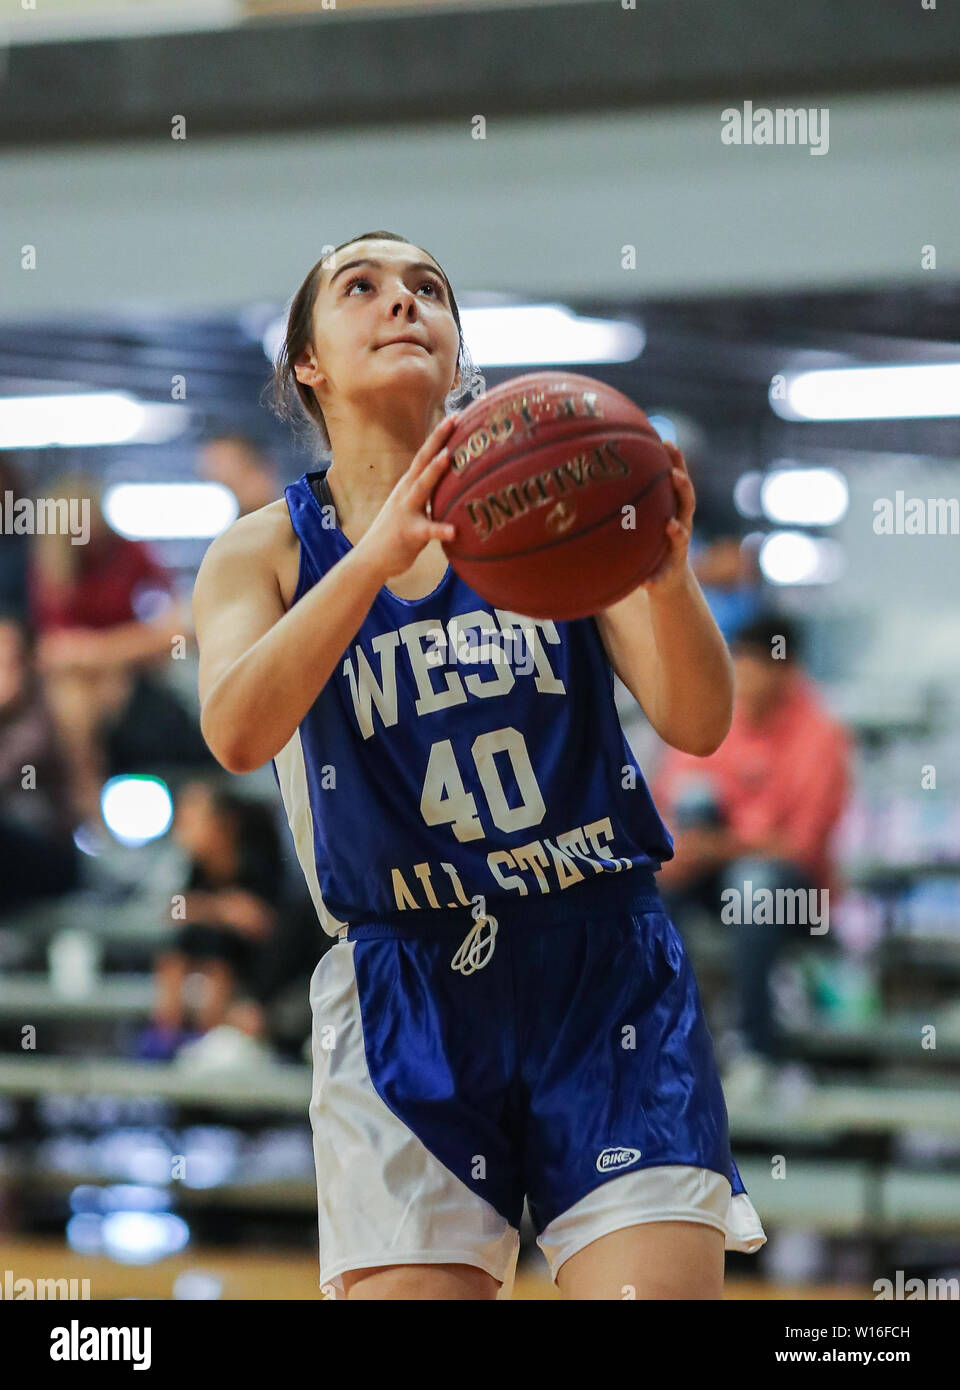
[
  {"left": 309, "top": 471, "right": 336, "bottom": 518},
  {"left": 288, "top": 471, "right": 338, "bottom": 608}
]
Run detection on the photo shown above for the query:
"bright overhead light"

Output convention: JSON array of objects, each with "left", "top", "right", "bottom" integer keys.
[
  {"left": 0, "top": 393, "right": 187, "bottom": 448},
  {"left": 262, "top": 305, "right": 644, "bottom": 368},
  {"left": 761, "top": 467, "right": 849, "bottom": 526},
  {"left": 646, "top": 414, "right": 677, "bottom": 444},
  {"left": 262, "top": 317, "right": 285, "bottom": 364},
  {"left": 770, "top": 364, "right": 960, "bottom": 421},
  {"left": 100, "top": 1210, "right": 190, "bottom": 1264},
  {"left": 759, "top": 531, "right": 845, "bottom": 585},
  {"left": 733, "top": 471, "right": 764, "bottom": 519},
  {"left": 100, "top": 775, "right": 173, "bottom": 848},
  {"left": 460, "top": 304, "right": 644, "bottom": 366},
  {"left": 103, "top": 482, "right": 238, "bottom": 539}
]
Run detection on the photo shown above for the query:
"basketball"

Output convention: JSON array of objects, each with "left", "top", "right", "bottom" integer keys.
[{"left": 431, "top": 371, "right": 677, "bottom": 620}]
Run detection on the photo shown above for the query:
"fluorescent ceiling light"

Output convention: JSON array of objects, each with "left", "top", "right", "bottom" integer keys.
[
  {"left": 761, "top": 467, "right": 849, "bottom": 526},
  {"left": 759, "top": 531, "right": 845, "bottom": 585},
  {"left": 733, "top": 471, "right": 764, "bottom": 519},
  {"left": 103, "top": 482, "right": 238, "bottom": 539},
  {"left": 0, "top": 393, "right": 187, "bottom": 448},
  {"left": 460, "top": 304, "right": 644, "bottom": 366},
  {"left": 770, "top": 364, "right": 960, "bottom": 421},
  {"left": 262, "top": 304, "right": 644, "bottom": 368}
]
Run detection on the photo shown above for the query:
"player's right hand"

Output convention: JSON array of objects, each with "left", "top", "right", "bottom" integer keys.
[{"left": 355, "top": 412, "right": 460, "bottom": 581}]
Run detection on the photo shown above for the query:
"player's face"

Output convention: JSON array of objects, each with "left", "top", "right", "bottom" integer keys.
[{"left": 304, "top": 239, "right": 460, "bottom": 417}]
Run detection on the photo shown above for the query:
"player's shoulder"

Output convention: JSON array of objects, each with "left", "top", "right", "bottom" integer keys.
[{"left": 197, "top": 496, "right": 296, "bottom": 582}]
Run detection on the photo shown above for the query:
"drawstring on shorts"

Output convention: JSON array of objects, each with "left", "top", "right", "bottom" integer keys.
[
  {"left": 451, "top": 909, "right": 499, "bottom": 975},
  {"left": 342, "top": 869, "right": 663, "bottom": 974}
]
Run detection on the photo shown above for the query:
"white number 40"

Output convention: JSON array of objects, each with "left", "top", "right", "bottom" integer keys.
[{"left": 420, "top": 727, "right": 546, "bottom": 842}]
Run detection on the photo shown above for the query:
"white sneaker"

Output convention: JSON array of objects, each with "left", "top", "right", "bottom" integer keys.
[
  {"left": 721, "top": 1051, "right": 776, "bottom": 1110},
  {"left": 175, "top": 1025, "right": 274, "bottom": 1074},
  {"left": 771, "top": 1061, "right": 817, "bottom": 1112}
]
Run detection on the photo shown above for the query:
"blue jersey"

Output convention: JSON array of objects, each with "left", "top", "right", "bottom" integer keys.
[{"left": 273, "top": 470, "right": 674, "bottom": 935}]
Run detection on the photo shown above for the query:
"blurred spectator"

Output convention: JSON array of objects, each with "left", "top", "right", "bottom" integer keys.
[
  {"left": 0, "top": 616, "right": 80, "bottom": 914},
  {"left": 221, "top": 889, "right": 332, "bottom": 1062},
  {"left": 691, "top": 500, "right": 766, "bottom": 644},
  {"left": 141, "top": 781, "right": 285, "bottom": 1059},
  {"left": 690, "top": 535, "right": 763, "bottom": 643},
  {"left": 29, "top": 471, "right": 205, "bottom": 828},
  {"left": 683, "top": 443, "right": 764, "bottom": 641},
  {"left": 198, "top": 433, "right": 279, "bottom": 516},
  {"left": 654, "top": 614, "right": 851, "bottom": 1090},
  {"left": 0, "top": 456, "right": 32, "bottom": 625}
]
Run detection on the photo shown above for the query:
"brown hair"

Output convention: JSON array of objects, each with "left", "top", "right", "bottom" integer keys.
[{"left": 266, "top": 230, "right": 481, "bottom": 458}]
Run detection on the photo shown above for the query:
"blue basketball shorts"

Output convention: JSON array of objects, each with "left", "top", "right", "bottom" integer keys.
[{"left": 307, "top": 868, "right": 766, "bottom": 1294}]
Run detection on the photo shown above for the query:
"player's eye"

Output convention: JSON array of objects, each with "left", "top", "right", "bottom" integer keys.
[{"left": 343, "top": 273, "right": 445, "bottom": 300}]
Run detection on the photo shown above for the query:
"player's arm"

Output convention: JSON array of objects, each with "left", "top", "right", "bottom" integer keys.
[
  {"left": 193, "top": 510, "right": 374, "bottom": 773},
  {"left": 593, "top": 444, "right": 734, "bottom": 757},
  {"left": 195, "top": 415, "right": 459, "bottom": 774}
]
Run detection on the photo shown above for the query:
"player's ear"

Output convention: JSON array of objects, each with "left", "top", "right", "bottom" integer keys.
[{"left": 295, "top": 348, "right": 324, "bottom": 388}]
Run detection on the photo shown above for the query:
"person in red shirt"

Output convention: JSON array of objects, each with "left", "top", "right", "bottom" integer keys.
[
  {"left": 654, "top": 614, "right": 851, "bottom": 1074},
  {"left": 28, "top": 472, "right": 191, "bottom": 827}
]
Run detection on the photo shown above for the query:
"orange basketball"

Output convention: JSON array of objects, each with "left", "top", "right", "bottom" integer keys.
[{"left": 431, "top": 371, "right": 676, "bottom": 620}]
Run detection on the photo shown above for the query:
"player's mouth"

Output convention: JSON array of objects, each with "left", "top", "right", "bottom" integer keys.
[{"left": 378, "top": 334, "right": 430, "bottom": 351}]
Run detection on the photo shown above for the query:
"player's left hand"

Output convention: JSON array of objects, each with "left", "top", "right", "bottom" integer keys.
[{"left": 641, "top": 442, "right": 695, "bottom": 592}]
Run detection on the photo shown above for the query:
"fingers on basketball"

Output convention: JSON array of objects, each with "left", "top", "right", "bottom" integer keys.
[
  {"left": 407, "top": 420, "right": 457, "bottom": 484},
  {"left": 672, "top": 468, "right": 695, "bottom": 525}
]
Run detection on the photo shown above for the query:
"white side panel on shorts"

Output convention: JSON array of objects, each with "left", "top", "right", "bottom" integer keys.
[
  {"left": 309, "top": 940, "right": 519, "bottom": 1295},
  {"left": 537, "top": 1162, "right": 767, "bottom": 1282}
]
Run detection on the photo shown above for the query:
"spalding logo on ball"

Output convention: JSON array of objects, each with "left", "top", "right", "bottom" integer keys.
[{"left": 430, "top": 371, "right": 677, "bottom": 621}]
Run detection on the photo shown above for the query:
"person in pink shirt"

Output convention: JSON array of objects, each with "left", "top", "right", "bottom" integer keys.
[{"left": 654, "top": 614, "right": 851, "bottom": 1074}]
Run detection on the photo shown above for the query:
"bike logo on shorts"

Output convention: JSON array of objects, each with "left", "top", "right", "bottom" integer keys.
[{"left": 596, "top": 1146, "right": 642, "bottom": 1173}]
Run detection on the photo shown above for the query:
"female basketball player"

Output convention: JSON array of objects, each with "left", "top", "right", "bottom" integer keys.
[{"left": 193, "top": 230, "right": 766, "bottom": 1300}]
